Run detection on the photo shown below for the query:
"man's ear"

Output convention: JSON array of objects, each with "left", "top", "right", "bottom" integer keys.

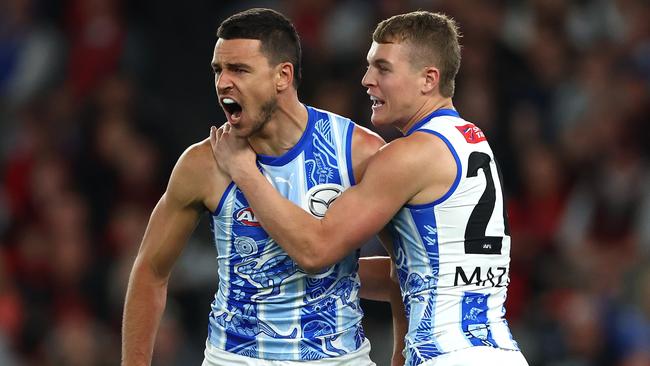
[
  {"left": 276, "top": 62, "right": 294, "bottom": 91},
  {"left": 421, "top": 66, "right": 440, "bottom": 94}
]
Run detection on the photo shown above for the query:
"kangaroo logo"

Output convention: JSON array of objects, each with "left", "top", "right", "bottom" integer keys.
[{"left": 306, "top": 184, "right": 344, "bottom": 217}]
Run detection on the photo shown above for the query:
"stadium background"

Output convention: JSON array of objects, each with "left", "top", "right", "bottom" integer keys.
[{"left": 1, "top": 0, "right": 649, "bottom": 365}]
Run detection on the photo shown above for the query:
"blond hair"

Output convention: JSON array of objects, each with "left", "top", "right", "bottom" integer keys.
[{"left": 373, "top": 11, "right": 461, "bottom": 97}]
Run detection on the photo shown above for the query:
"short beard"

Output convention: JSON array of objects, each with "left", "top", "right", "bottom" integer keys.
[{"left": 249, "top": 97, "right": 278, "bottom": 135}]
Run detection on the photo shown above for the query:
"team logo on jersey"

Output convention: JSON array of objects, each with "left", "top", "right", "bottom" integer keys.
[
  {"left": 306, "top": 183, "right": 344, "bottom": 217},
  {"left": 456, "top": 124, "right": 487, "bottom": 144},
  {"left": 233, "top": 207, "right": 260, "bottom": 226}
]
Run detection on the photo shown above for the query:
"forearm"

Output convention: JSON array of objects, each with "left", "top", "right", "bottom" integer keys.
[
  {"left": 358, "top": 256, "right": 393, "bottom": 301},
  {"left": 234, "top": 168, "right": 338, "bottom": 271},
  {"left": 122, "top": 260, "right": 169, "bottom": 366},
  {"left": 358, "top": 257, "right": 406, "bottom": 365},
  {"left": 389, "top": 280, "right": 407, "bottom": 366}
]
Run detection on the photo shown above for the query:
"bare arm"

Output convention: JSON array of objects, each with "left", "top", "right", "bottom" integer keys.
[
  {"left": 122, "top": 194, "right": 200, "bottom": 366},
  {"left": 359, "top": 229, "right": 406, "bottom": 366},
  {"left": 122, "top": 142, "right": 220, "bottom": 366},
  {"left": 358, "top": 228, "right": 398, "bottom": 302},
  {"left": 211, "top": 125, "right": 426, "bottom": 272},
  {"left": 358, "top": 256, "right": 406, "bottom": 366},
  {"left": 358, "top": 256, "right": 394, "bottom": 302},
  {"left": 378, "top": 229, "right": 407, "bottom": 366}
]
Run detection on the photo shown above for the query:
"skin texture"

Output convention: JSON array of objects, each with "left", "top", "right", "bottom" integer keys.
[
  {"left": 122, "top": 38, "right": 405, "bottom": 366},
  {"left": 209, "top": 38, "right": 459, "bottom": 365},
  {"left": 209, "top": 40, "right": 458, "bottom": 271}
]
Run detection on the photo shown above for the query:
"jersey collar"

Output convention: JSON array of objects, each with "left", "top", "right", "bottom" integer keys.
[
  {"left": 257, "top": 104, "right": 315, "bottom": 166},
  {"left": 405, "top": 109, "right": 460, "bottom": 136}
]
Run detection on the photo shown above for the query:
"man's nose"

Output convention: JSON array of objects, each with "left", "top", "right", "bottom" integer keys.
[
  {"left": 361, "top": 68, "right": 375, "bottom": 87},
  {"left": 216, "top": 72, "right": 233, "bottom": 94}
]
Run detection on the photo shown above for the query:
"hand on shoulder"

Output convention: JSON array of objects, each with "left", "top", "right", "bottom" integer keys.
[
  {"left": 209, "top": 124, "right": 257, "bottom": 182},
  {"left": 167, "top": 137, "right": 231, "bottom": 212}
]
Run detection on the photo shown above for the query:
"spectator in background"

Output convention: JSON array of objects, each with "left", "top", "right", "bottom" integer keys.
[{"left": 0, "top": 1, "right": 649, "bottom": 365}]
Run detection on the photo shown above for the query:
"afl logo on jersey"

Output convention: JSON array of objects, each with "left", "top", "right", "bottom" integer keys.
[
  {"left": 233, "top": 207, "right": 260, "bottom": 226},
  {"left": 306, "top": 184, "right": 344, "bottom": 217}
]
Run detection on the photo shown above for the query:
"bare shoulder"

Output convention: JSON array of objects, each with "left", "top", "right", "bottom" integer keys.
[
  {"left": 352, "top": 124, "right": 386, "bottom": 155},
  {"left": 392, "top": 131, "right": 457, "bottom": 204},
  {"left": 176, "top": 138, "right": 218, "bottom": 172},
  {"left": 372, "top": 131, "right": 453, "bottom": 164},
  {"left": 167, "top": 138, "right": 230, "bottom": 211},
  {"left": 354, "top": 132, "right": 457, "bottom": 204},
  {"left": 363, "top": 136, "right": 423, "bottom": 179},
  {"left": 404, "top": 131, "right": 457, "bottom": 168},
  {"left": 351, "top": 124, "right": 386, "bottom": 182}
]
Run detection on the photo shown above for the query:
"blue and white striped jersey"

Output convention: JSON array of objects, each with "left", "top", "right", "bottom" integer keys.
[
  {"left": 207, "top": 105, "right": 365, "bottom": 361},
  {"left": 389, "top": 109, "right": 520, "bottom": 366}
]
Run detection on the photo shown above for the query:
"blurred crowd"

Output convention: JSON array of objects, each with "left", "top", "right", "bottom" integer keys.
[{"left": 1, "top": 0, "right": 649, "bottom": 365}]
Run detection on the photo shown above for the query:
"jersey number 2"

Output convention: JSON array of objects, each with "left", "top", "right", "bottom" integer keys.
[{"left": 464, "top": 152, "right": 509, "bottom": 255}]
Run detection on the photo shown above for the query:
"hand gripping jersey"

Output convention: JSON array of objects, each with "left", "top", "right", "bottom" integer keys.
[
  {"left": 208, "top": 106, "right": 365, "bottom": 361},
  {"left": 389, "top": 109, "right": 520, "bottom": 366}
]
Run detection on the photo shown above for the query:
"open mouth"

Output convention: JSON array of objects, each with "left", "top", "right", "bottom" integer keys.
[
  {"left": 221, "top": 97, "right": 243, "bottom": 120},
  {"left": 370, "top": 95, "right": 385, "bottom": 108}
]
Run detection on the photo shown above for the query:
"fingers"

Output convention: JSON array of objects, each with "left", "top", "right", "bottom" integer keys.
[
  {"left": 217, "top": 126, "right": 224, "bottom": 142},
  {"left": 210, "top": 126, "right": 217, "bottom": 147},
  {"left": 210, "top": 125, "right": 223, "bottom": 144},
  {"left": 214, "top": 123, "right": 231, "bottom": 140},
  {"left": 210, "top": 123, "right": 232, "bottom": 153}
]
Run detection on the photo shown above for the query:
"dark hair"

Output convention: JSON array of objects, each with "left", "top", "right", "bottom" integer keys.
[
  {"left": 217, "top": 8, "right": 302, "bottom": 88},
  {"left": 373, "top": 11, "right": 461, "bottom": 98}
]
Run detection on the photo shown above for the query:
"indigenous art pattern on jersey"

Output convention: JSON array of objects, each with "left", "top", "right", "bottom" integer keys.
[
  {"left": 390, "top": 109, "right": 520, "bottom": 366},
  {"left": 207, "top": 106, "right": 364, "bottom": 361}
]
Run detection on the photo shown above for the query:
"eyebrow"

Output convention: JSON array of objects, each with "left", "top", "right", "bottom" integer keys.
[
  {"left": 370, "top": 59, "right": 392, "bottom": 68},
  {"left": 211, "top": 62, "right": 251, "bottom": 71}
]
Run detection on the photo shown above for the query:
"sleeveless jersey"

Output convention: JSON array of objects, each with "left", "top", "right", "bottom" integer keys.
[
  {"left": 388, "top": 109, "right": 519, "bottom": 366},
  {"left": 207, "top": 105, "right": 365, "bottom": 361}
]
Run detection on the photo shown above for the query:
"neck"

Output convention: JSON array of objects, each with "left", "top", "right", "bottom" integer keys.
[
  {"left": 248, "top": 94, "right": 308, "bottom": 156},
  {"left": 397, "top": 96, "right": 454, "bottom": 135}
]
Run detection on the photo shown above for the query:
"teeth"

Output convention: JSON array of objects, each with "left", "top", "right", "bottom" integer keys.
[
  {"left": 223, "top": 98, "right": 236, "bottom": 104},
  {"left": 370, "top": 96, "right": 385, "bottom": 107}
]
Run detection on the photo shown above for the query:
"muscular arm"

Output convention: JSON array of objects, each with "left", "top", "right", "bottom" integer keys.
[
  {"left": 122, "top": 142, "right": 221, "bottom": 366},
  {"left": 122, "top": 194, "right": 200, "bottom": 366},
  {"left": 212, "top": 127, "right": 456, "bottom": 273},
  {"left": 349, "top": 129, "right": 407, "bottom": 366},
  {"left": 222, "top": 136, "right": 424, "bottom": 273}
]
